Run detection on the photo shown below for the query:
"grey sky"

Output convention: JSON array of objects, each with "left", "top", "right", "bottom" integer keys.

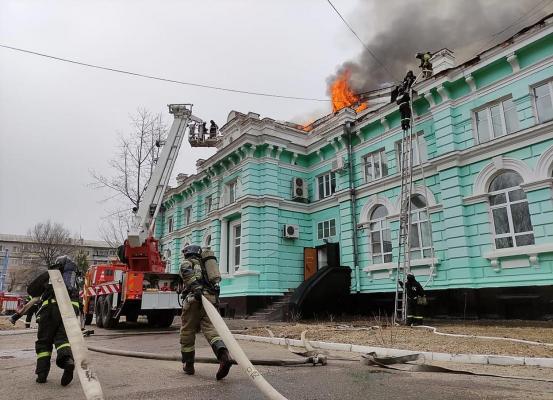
[{"left": 0, "top": 0, "right": 548, "bottom": 240}]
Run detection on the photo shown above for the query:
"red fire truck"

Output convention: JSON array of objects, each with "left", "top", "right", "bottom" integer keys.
[{"left": 82, "top": 104, "right": 204, "bottom": 329}]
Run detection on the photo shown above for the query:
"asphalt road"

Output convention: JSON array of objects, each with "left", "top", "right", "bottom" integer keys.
[{"left": 1, "top": 323, "right": 553, "bottom": 400}]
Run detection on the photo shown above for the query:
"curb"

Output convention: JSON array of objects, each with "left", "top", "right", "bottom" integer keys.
[
  {"left": 234, "top": 334, "right": 553, "bottom": 369},
  {"left": 0, "top": 329, "right": 37, "bottom": 336}
]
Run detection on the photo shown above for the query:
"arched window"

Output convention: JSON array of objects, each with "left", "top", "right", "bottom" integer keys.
[
  {"left": 369, "top": 205, "right": 392, "bottom": 263},
  {"left": 488, "top": 171, "right": 534, "bottom": 249},
  {"left": 410, "top": 194, "right": 432, "bottom": 260}
]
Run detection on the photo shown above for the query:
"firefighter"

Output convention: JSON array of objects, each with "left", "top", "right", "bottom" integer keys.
[
  {"left": 396, "top": 87, "right": 411, "bottom": 131},
  {"left": 209, "top": 120, "right": 218, "bottom": 138},
  {"left": 28, "top": 255, "right": 81, "bottom": 386},
  {"left": 399, "top": 273, "right": 426, "bottom": 326},
  {"left": 402, "top": 70, "right": 416, "bottom": 92},
  {"left": 416, "top": 51, "right": 433, "bottom": 78},
  {"left": 179, "top": 244, "right": 232, "bottom": 380}
]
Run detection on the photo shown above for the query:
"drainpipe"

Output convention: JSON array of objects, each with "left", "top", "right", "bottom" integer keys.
[{"left": 343, "top": 121, "right": 360, "bottom": 293}]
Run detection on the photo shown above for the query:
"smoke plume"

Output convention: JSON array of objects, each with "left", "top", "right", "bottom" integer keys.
[{"left": 328, "top": 0, "right": 548, "bottom": 94}]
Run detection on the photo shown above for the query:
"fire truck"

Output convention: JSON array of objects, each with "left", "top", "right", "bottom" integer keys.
[{"left": 82, "top": 104, "right": 204, "bottom": 329}]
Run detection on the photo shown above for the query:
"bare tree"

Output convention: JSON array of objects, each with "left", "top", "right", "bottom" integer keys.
[
  {"left": 29, "top": 220, "right": 73, "bottom": 268},
  {"left": 91, "top": 108, "right": 167, "bottom": 246}
]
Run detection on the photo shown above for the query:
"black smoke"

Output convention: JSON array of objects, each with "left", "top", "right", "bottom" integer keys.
[{"left": 328, "top": 0, "right": 547, "bottom": 94}]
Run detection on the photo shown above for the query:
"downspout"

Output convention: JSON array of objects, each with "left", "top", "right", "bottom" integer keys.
[{"left": 344, "top": 121, "right": 360, "bottom": 293}]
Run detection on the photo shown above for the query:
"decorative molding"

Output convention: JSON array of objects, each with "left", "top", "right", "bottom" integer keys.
[
  {"left": 507, "top": 53, "right": 520, "bottom": 73},
  {"left": 465, "top": 74, "right": 476, "bottom": 92},
  {"left": 471, "top": 156, "right": 535, "bottom": 196},
  {"left": 380, "top": 117, "right": 389, "bottom": 131},
  {"left": 483, "top": 243, "right": 553, "bottom": 272},
  {"left": 437, "top": 85, "right": 448, "bottom": 101},
  {"left": 424, "top": 92, "right": 435, "bottom": 107},
  {"left": 358, "top": 195, "right": 399, "bottom": 225},
  {"left": 520, "top": 178, "right": 553, "bottom": 192},
  {"left": 535, "top": 144, "right": 553, "bottom": 179}
]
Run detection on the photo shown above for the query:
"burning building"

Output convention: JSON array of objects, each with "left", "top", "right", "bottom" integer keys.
[{"left": 158, "top": 15, "right": 553, "bottom": 319}]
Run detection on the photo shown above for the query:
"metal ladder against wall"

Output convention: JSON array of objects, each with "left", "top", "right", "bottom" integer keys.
[{"left": 393, "top": 75, "right": 421, "bottom": 325}]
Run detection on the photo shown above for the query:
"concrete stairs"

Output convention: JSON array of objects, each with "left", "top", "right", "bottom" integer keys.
[{"left": 247, "top": 291, "right": 294, "bottom": 322}]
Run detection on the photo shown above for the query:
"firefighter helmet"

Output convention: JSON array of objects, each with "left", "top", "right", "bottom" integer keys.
[{"left": 182, "top": 245, "right": 202, "bottom": 259}]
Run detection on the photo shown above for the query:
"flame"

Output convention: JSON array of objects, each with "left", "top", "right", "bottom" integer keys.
[{"left": 330, "top": 70, "right": 367, "bottom": 113}]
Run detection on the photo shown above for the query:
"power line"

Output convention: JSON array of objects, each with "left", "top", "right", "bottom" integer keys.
[
  {"left": 325, "top": 0, "right": 398, "bottom": 81},
  {"left": 0, "top": 44, "right": 329, "bottom": 103}
]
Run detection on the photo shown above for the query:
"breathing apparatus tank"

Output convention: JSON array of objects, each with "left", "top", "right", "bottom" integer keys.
[{"left": 201, "top": 248, "right": 221, "bottom": 284}]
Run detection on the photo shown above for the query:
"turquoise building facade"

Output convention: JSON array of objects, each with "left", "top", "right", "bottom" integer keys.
[{"left": 159, "top": 17, "right": 553, "bottom": 317}]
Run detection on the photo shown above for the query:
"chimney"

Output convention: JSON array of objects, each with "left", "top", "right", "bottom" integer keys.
[
  {"left": 430, "top": 48, "right": 455, "bottom": 75},
  {"left": 176, "top": 173, "right": 188, "bottom": 185}
]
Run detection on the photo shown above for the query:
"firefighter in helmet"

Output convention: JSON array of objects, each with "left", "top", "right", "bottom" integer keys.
[
  {"left": 27, "top": 255, "right": 81, "bottom": 385},
  {"left": 179, "top": 244, "right": 232, "bottom": 380},
  {"left": 396, "top": 87, "right": 412, "bottom": 131},
  {"left": 399, "top": 273, "right": 426, "bottom": 325}
]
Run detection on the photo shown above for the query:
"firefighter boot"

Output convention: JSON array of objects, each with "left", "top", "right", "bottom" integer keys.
[
  {"left": 216, "top": 349, "right": 232, "bottom": 381},
  {"left": 182, "top": 351, "right": 195, "bottom": 375},
  {"left": 61, "top": 358, "right": 75, "bottom": 386},
  {"left": 35, "top": 355, "right": 51, "bottom": 383}
]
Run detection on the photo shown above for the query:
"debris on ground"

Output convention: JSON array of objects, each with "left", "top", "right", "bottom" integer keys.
[
  {"left": 0, "top": 317, "right": 25, "bottom": 330},
  {"left": 244, "top": 319, "right": 553, "bottom": 358}
]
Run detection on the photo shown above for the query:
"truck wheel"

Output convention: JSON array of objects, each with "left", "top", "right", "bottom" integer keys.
[
  {"left": 101, "top": 294, "right": 119, "bottom": 329},
  {"left": 95, "top": 297, "right": 104, "bottom": 328}
]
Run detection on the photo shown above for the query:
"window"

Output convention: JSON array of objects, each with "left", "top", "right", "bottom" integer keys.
[
  {"left": 230, "top": 222, "right": 241, "bottom": 271},
  {"left": 369, "top": 206, "right": 392, "bottom": 263},
  {"left": 409, "top": 195, "right": 433, "bottom": 260},
  {"left": 205, "top": 196, "right": 212, "bottom": 214},
  {"left": 364, "top": 150, "right": 388, "bottom": 182},
  {"left": 317, "top": 172, "right": 336, "bottom": 199},
  {"left": 228, "top": 181, "right": 237, "bottom": 204},
  {"left": 395, "top": 134, "right": 428, "bottom": 168},
  {"left": 488, "top": 171, "right": 534, "bottom": 249},
  {"left": 13, "top": 246, "right": 20, "bottom": 253},
  {"left": 474, "top": 98, "right": 519, "bottom": 143},
  {"left": 317, "top": 219, "right": 336, "bottom": 240},
  {"left": 167, "top": 217, "right": 174, "bottom": 233},
  {"left": 534, "top": 82, "right": 553, "bottom": 123},
  {"left": 185, "top": 207, "right": 192, "bottom": 225}
]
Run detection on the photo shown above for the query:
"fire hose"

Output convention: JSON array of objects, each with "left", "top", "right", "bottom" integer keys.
[
  {"left": 201, "top": 295, "right": 288, "bottom": 400},
  {"left": 48, "top": 270, "right": 105, "bottom": 400}
]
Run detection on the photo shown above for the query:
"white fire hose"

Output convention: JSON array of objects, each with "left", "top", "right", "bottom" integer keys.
[
  {"left": 48, "top": 270, "right": 105, "bottom": 400},
  {"left": 201, "top": 295, "right": 288, "bottom": 400}
]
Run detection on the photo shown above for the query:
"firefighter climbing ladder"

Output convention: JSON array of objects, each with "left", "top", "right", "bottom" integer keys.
[{"left": 393, "top": 74, "right": 437, "bottom": 324}]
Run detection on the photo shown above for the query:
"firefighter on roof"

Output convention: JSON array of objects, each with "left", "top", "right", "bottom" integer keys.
[
  {"left": 179, "top": 245, "right": 232, "bottom": 380},
  {"left": 416, "top": 51, "right": 433, "bottom": 78},
  {"left": 27, "top": 255, "right": 81, "bottom": 386}
]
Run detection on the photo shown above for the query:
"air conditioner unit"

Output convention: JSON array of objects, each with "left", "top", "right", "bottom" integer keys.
[
  {"left": 331, "top": 157, "right": 346, "bottom": 172},
  {"left": 292, "top": 177, "right": 308, "bottom": 202},
  {"left": 283, "top": 224, "right": 299, "bottom": 239}
]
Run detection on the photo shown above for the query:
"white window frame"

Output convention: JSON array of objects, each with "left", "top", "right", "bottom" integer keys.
[
  {"left": 364, "top": 149, "right": 388, "bottom": 183},
  {"left": 227, "top": 180, "right": 237, "bottom": 204},
  {"left": 317, "top": 172, "right": 336, "bottom": 200},
  {"left": 229, "top": 220, "right": 241, "bottom": 271},
  {"left": 369, "top": 206, "right": 392, "bottom": 263},
  {"left": 532, "top": 80, "right": 553, "bottom": 124},
  {"left": 395, "top": 133, "right": 428, "bottom": 169},
  {"left": 205, "top": 196, "right": 212, "bottom": 214},
  {"left": 473, "top": 97, "right": 519, "bottom": 144},
  {"left": 185, "top": 207, "right": 192, "bottom": 225},
  {"left": 488, "top": 179, "right": 534, "bottom": 249},
  {"left": 317, "top": 219, "right": 336, "bottom": 240},
  {"left": 167, "top": 217, "right": 174, "bottom": 233}
]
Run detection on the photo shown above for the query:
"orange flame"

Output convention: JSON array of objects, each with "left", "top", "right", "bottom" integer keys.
[{"left": 330, "top": 70, "right": 367, "bottom": 113}]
